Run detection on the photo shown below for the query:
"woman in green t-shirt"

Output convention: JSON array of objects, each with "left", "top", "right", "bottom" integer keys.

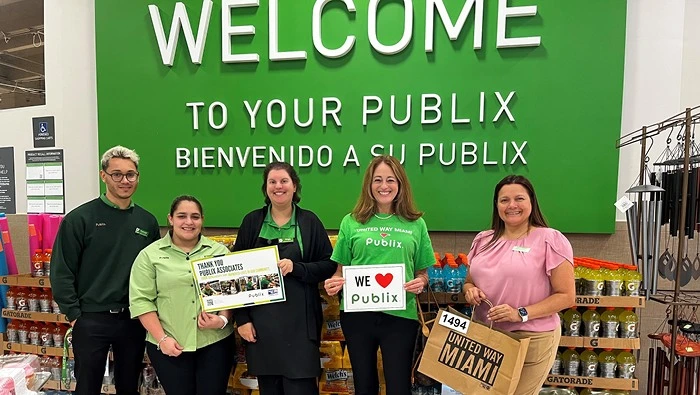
[{"left": 325, "top": 155, "right": 435, "bottom": 395}]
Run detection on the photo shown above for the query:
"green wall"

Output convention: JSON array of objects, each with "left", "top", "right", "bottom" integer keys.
[{"left": 95, "top": 0, "right": 626, "bottom": 232}]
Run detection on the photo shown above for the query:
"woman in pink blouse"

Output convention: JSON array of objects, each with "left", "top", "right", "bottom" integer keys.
[{"left": 463, "top": 175, "right": 575, "bottom": 395}]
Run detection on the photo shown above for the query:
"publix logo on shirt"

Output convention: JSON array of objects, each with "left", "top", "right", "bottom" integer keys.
[{"left": 366, "top": 232, "right": 402, "bottom": 249}]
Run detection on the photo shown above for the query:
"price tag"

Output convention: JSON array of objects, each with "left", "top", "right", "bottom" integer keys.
[
  {"left": 438, "top": 311, "right": 470, "bottom": 334},
  {"left": 614, "top": 196, "right": 634, "bottom": 213}
]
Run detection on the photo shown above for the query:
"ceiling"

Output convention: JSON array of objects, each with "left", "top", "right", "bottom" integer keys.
[{"left": 0, "top": 0, "right": 44, "bottom": 100}]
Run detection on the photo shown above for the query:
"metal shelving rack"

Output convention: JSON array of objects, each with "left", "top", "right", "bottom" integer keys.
[{"left": 616, "top": 106, "right": 700, "bottom": 394}]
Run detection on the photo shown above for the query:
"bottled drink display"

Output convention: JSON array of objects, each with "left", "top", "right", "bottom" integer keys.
[
  {"left": 582, "top": 307, "right": 600, "bottom": 338},
  {"left": 618, "top": 307, "right": 638, "bottom": 338},
  {"left": 623, "top": 265, "right": 642, "bottom": 296},
  {"left": 43, "top": 248, "right": 52, "bottom": 277},
  {"left": 15, "top": 288, "right": 28, "bottom": 311},
  {"left": 598, "top": 348, "right": 617, "bottom": 378},
  {"left": 551, "top": 350, "right": 563, "bottom": 375},
  {"left": 5, "top": 287, "right": 16, "bottom": 310},
  {"left": 616, "top": 349, "right": 636, "bottom": 379},
  {"left": 27, "top": 287, "right": 39, "bottom": 312},
  {"left": 39, "top": 289, "right": 51, "bottom": 313},
  {"left": 442, "top": 259, "right": 463, "bottom": 293},
  {"left": 561, "top": 348, "right": 580, "bottom": 376},
  {"left": 31, "top": 249, "right": 44, "bottom": 277},
  {"left": 600, "top": 307, "right": 619, "bottom": 338},
  {"left": 579, "top": 348, "right": 598, "bottom": 377},
  {"left": 563, "top": 307, "right": 582, "bottom": 337},
  {"left": 427, "top": 261, "right": 445, "bottom": 292}
]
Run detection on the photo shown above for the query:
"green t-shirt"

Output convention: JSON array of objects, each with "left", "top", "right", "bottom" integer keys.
[{"left": 331, "top": 213, "right": 435, "bottom": 320}]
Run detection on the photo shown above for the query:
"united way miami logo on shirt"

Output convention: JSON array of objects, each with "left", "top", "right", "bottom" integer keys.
[{"left": 356, "top": 226, "right": 413, "bottom": 249}]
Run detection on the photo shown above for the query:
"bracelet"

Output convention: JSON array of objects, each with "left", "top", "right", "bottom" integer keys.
[
  {"left": 219, "top": 315, "right": 229, "bottom": 329},
  {"left": 156, "top": 335, "right": 169, "bottom": 350}
]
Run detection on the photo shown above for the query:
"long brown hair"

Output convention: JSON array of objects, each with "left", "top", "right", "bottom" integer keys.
[
  {"left": 351, "top": 155, "right": 423, "bottom": 223},
  {"left": 483, "top": 175, "right": 548, "bottom": 250}
]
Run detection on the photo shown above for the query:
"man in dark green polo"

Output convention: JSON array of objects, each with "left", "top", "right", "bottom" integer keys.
[{"left": 50, "top": 146, "right": 160, "bottom": 395}]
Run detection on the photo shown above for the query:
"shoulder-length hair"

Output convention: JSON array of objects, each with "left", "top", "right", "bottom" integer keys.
[
  {"left": 261, "top": 162, "right": 302, "bottom": 205},
  {"left": 483, "top": 175, "right": 548, "bottom": 250},
  {"left": 351, "top": 155, "right": 422, "bottom": 223}
]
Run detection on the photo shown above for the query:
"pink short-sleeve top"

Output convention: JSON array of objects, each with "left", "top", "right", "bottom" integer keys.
[{"left": 467, "top": 227, "right": 574, "bottom": 332}]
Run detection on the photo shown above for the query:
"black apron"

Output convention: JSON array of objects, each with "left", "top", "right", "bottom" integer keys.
[{"left": 244, "top": 235, "right": 320, "bottom": 378}]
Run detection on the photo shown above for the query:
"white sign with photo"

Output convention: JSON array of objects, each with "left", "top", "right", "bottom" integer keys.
[
  {"left": 190, "top": 245, "right": 285, "bottom": 312},
  {"left": 342, "top": 264, "right": 406, "bottom": 312}
]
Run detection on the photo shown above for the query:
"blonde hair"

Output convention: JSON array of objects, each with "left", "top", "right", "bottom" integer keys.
[
  {"left": 101, "top": 146, "right": 140, "bottom": 170},
  {"left": 351, "top": 155, "right": 423, "bottom": 224}
]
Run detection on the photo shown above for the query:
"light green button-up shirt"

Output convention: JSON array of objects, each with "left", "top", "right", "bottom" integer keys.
[{"left": 129, "top": 232, "right": 233, "bottom": 351}]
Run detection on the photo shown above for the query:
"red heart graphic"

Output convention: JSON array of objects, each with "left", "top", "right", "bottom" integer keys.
[
  {"left": 375, "top": 273, "right": 393, "bottom": 288},
  {"left": 380, "top": 233, "right": 388, "bottom": 238}
]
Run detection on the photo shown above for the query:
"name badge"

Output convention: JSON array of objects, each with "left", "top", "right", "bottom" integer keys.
[
  {"left": 512, "top": 246, "right": 531, "bottom": 253},
  {"left": 278, "top": 238, "right": 294, "bottom": 244}
]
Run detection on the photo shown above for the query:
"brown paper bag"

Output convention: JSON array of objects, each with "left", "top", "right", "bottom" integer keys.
[{"left": 418, "top": 307, "right": 530, "bottom": 395}]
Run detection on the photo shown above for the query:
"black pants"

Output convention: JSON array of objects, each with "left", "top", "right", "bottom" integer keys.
[
  {"left": 71, "top": 311, "right": 146, "bottom": 395},
  {"left": 146, "top": 334, "right": 235, "bottom": 395},
  {"left": 257, "top": 375, "right": 318, "bottom": 395},
  {"left": 340, "top": 311, "right": 417, "bottom": 395}
]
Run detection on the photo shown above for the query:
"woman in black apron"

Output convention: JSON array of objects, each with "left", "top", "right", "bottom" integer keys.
[{"left": 232, "top": 162, "right": 336, "bottom": 395}]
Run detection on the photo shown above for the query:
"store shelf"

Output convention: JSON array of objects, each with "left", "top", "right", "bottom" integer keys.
[
  {"left": 1, "top": 309, "right": 69, "bottom": 323},
  {"left": 60, "top": 380, "right": 116, "bottom": 394},
  {"left": 559, "top": 336, "right": 641, "bottom": 350},
  {"left": 558, "top": 337, "right": 583, "bottom": 348},
  {"left": 0, "top": 274, "right": 51, "bottom": 287},
  {"left": 42, "top": 380, "right": 61, "bottom": 390},
  {"left": 417, "top": 292, "right": 466, "bottom": 304},
  {"left": 3, "top": 341, "right": 73, "bottom": 357},
  {"left": 30, "top": 372, "right": 51, "bottom": 392},
  {"left": 418, "top": 293, "right": 646, "bottom": 308},
  {"left": 581, "top": 337, "right": 640, "bottom": 350},
  {"left": 545, "top": 375, "right": 638, "bottom": 390},
  {"left": 575, "top": 295, "right": 645, "bottom": 308}
]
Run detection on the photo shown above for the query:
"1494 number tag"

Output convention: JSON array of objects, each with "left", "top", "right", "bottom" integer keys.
[{"left": 438, "top": 311, "right": 470, "bottom": 334}]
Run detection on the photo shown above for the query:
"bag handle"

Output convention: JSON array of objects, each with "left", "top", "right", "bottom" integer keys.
[
  {"left": 417, "top": 286, "right": 441, "bottom": 336},
  {"left": 413, "top": 287, "right": 441, "bottom": 385},
  {"left": 467, "top": 298, "right": 495, "bottom": 330},
  {"left": 417, "top": 299, "right": 433, "bottom": 337}
]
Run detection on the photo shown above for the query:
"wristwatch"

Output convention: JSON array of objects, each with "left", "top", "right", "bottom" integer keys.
[{"left": 517, "top": 307, "right": 529, "bottom": 323}]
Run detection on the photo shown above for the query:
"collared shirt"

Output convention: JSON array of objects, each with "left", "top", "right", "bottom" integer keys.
[
  {"left": 259, "top": 205, "right": 304, "bottom": 256},
  {"left": 99, "top": 193, "right": 134, "bottom": 209},
  {"left": 129, "top": 232, "right": 233, "bottom": 351}
]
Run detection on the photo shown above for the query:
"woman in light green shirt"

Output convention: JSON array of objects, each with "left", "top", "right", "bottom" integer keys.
[{"left": 129, "top": 195, "right": 234, "bottom": 395}]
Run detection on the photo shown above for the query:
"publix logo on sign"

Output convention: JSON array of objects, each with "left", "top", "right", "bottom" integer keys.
[{"left": 342, "top": 264, "right": 406, "bottom": 312}]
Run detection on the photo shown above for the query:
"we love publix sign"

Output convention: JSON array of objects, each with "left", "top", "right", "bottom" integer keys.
[{"left": 343, "top": 264, "right": 406, "bottom": 312}]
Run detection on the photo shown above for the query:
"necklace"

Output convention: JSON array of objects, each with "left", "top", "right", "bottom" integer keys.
[
  {"left": 504, "top": 225, "right": 530, "bottom": 241},
  {"left": 374, "top": 213, "right": 394, "bottom": 220}
]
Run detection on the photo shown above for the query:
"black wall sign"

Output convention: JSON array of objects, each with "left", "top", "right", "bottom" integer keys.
[
  {"left": 0, "top": 147, "right": 16, "bottom": 214},
  {"left": 32, "top": 116, "right": 56, "bottom": 148}
]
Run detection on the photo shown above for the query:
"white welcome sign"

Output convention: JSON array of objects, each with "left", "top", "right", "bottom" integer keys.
[{"left": 343, "top": 264, "right": 406, "bottom": 312}]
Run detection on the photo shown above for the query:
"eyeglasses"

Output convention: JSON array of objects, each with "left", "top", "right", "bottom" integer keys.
[{"left": 105, "top": 171, "right": 139, "bottom": 182}]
